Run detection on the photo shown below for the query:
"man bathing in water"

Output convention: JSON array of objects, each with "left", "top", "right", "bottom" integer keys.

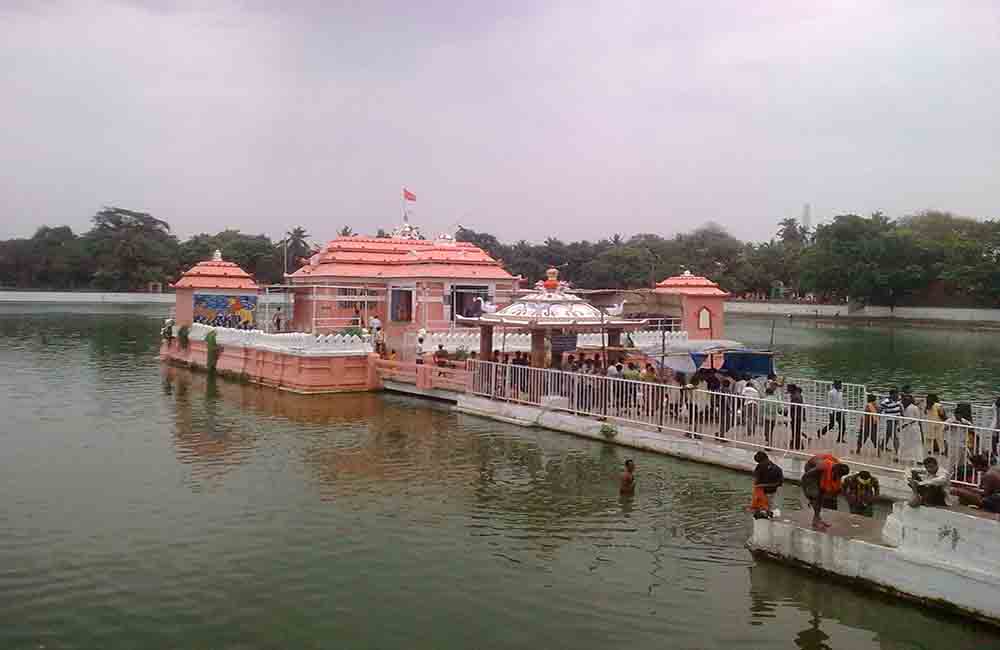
[{"left": 620, "top": 459, "right": 636, "bottom": 495}]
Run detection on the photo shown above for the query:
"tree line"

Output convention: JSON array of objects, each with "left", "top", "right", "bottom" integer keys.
[
  {"left": 456, "top": 210, "right": 1000, "bottom": 307},
  {"left": 0, "top": 207, "right": 315, "bottom": 291},
  {"left": 1, "top": 207, "right": 998, "bottom": 306}
]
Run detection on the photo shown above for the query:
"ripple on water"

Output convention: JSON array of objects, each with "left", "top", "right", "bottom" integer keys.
[{"left": 2, "top": 311, "right": 1000, "bottom": 650}]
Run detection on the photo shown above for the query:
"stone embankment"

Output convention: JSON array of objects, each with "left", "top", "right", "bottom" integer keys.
[{"left": 726, "top": 301, "right": 1000, "bottom": 326}]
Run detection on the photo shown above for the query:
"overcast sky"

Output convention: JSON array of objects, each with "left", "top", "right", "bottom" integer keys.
[{"left": 2, "top": 1, "right": 998, "bottom": 244}]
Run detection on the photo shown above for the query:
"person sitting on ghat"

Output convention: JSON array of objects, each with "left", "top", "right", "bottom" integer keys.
[
  {"left": 751, "top": 451, "right": 784, "bottom": 519},
  {"left": 620, "top": 459, "right": 636, "bottom": 496},
  {"left": 908, "top": 456, "right": 950, "bottom": 507},
  {"left": 951, "top": 454, "right": 1000, "bottom": 513},
  {"left": 842, "top": 470, "right": 880, "bottom": 517},
  {"left": 801, "top": 453, "right": 850, "bottom": 530}
]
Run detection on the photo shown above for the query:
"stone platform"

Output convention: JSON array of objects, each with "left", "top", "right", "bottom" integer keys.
[{"left": 748, "top": 502, "right": 1000, "bottom": 626}]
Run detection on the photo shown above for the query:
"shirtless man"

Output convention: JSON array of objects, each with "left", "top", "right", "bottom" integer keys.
[
  {"left": 620, "top": 459, "right": 636, "bottom": 495},
  {"left": 952, "top": 454, "right": 1000, "bottom": 513}
]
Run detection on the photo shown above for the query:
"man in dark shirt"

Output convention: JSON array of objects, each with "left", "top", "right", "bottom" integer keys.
[{"left": 752, "top": 451, "right": 784, "bottom": 519}]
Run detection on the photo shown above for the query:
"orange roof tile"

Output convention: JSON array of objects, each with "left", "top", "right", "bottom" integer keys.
[
  {"left": 172, "top": 255, "right": 259, "bottom": 291},
  {"left": 289, "top": 236, "right": 514, "bottom": 282},
  {"left": 654, "top": 272, "right": 730, "bottom": 297}
]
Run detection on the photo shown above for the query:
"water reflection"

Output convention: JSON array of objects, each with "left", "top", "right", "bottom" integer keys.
[
  {"left": 748, "top": 561, "right": 995, "bottom": 649},
  {"left": 163, "top": 366, "right": 259, "bottom": 485}
]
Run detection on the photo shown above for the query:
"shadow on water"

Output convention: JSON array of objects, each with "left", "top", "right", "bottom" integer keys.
[{"left": 749, "top": 560, "right": 996, "bottom": 649}]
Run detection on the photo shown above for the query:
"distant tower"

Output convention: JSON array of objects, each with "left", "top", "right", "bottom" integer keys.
[{"left": 802, "top": 203, "right": 812, "bottom": 231}]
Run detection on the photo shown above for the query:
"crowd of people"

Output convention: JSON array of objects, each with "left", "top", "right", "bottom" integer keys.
[
  {"left": 193, "top": 313, "right": 255, "bottom": 329},
  {"left": 467, "top": 351, "right": 1000, "bottom": 485}
]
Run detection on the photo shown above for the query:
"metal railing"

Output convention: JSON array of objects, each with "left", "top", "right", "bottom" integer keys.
[{"left": 466, "top": 360, "right": 997, "bottom": 487}]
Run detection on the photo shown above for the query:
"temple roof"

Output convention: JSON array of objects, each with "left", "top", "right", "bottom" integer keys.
[
  {"left": 654, "top": 270, "right": 730, "bottom": 297},
  {"left": 172, "top": 250, "right": 259, "bottom": 291},
  {"left": 288, "top": 235, "right": 515, "bottom": 281},
  {"left": 457, "top": 268, "right": 646, "bottom": 330}
]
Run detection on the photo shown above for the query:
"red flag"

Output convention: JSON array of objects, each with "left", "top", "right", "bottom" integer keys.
[{"left": 403, "top": 188, "right": 416, "bottom": 201}]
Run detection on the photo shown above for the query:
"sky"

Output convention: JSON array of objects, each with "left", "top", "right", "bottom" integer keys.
[{"left": 2, "top": 1, "right": 999, "bottom": 245}]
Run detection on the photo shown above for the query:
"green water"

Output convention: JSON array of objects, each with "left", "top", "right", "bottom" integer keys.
[
  {"left": 728, "top": 316, "right": 1000, "bottom": 402},
  {"left": 1, "top": 306, "right": 998, "bottom": 649}
]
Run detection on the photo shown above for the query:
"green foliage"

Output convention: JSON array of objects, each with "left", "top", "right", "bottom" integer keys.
[
  {"left": 3, "top": 207, "right": 1000, "bottom": 307},
  {"left": 600, "top": 423, "right": 618, "bottom": 439},
  {"left": 179, "top": 230, "right": 282, "bottom": 285},
  {"left": 282, "top": 226, "right": 313, "bottom": 275},
  {"left": 177, "top": 325, "right": 190, "bottom": 349},
  {"left": 205, "top": 330, "right": 220, "bottom": 373},
  {"left": 339, "top": 326, "right": 365, "bottom": 338}
]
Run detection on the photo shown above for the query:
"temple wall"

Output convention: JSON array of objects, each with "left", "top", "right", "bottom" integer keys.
[{"left": 161, "top": 324, "right": 377, "bottom": 394}]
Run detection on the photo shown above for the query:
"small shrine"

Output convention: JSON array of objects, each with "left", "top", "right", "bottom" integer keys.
[
  {"left": 171, "top": 250, "right": 260, "bottom": 328},
  {"left": 457, "top": 268, "right": 646, "bottom": 367},
  {"left": 653, "top": 270, "right": 730, "bottom": 340}
]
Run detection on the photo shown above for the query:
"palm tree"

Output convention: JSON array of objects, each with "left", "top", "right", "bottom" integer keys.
[{"left": 281, "top": 226, "right": 312, "bottom": 274}]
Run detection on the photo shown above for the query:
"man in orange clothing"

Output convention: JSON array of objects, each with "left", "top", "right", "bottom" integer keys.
[{"left": 801, "top": 453, "right": 850, "bottom": 529}]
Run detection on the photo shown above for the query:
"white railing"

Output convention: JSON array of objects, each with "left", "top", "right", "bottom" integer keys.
[
  {"left": 785, "top": 376, "right": 997, "bottom": 432},
  {"left": 466, "top": 360, "right": 997, "bottom": 487},
  {"left": 183, "top": 322, "right": 372, "bottom": 356},
  {"left": 401, "top": 329, "right": 690, "bottom": 360}
]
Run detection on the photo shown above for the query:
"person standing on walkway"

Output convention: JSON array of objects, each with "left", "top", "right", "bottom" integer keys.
[
  {"left": 945, "top": 403, "right": 975, "bottom": 481},
  {"left": 879, "top": 389, "right": 903, "bottom": 457},
  {"left": 857, "top": 394, "right": 879, "bottom": 454},
  {"left": 742, "top": 380, "right": 761, "bottom": 436},
  {"left": 788, "top": 384, "right": 805, "bottom": 450},
  {"left": 817, "top": 380, "right": 846, "bottom": 443},
  {"left": 271, "top": 306, "right": 284, "bottom": 333},
  {"left": 924, "top": 393, "right": 947, "bottom": 456},
  {"left": 899, "top": 394, "right": 925, "bottom": 466},
  {"left": 761, "top": 386, "right": 782, "bottom": 448}
]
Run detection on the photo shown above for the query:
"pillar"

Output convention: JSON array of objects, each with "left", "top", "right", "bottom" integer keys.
[
  {"left": 531, "top": 329, "right": 546, "bottom": 368},
  {"left": 479, "top": 325, "right": 494, "bottom": 361},
  {"left": 607, "top": 328, "right": 622, "bottom": 364},
  {"left": 174, "top": 288, "right": 194, "bottom": 326}
]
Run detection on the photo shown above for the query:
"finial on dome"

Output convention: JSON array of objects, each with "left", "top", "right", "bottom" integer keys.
[
  {"left": 543, "top": 267, "right": 560, "bottom": 291},
  {"left": 212, "top": 249, "right": 222, "bottom": 262}
]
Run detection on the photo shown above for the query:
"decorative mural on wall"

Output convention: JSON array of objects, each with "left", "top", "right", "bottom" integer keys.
[{"left": 193, "top": 294, "right": 258, "bottom": 327}]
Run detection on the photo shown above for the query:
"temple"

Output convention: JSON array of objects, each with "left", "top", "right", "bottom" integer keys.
[
  {"left": 278, "top": 230, "right": 519, "bottom": 351},
  {"left": 171, "top": 249, "right": 260, "bottom": 328}
]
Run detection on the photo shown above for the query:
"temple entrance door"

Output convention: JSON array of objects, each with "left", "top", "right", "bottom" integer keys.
[{"left": 450, "top": 285, "right": 489, "bottom": 321}]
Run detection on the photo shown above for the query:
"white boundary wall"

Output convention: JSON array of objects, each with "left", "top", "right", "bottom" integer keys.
[
  {"left": 180, "top": 322, "right": 372, "bottom": 356},
  {"left": 726, "top": 301, "right": 1000, "bottom": 323}
]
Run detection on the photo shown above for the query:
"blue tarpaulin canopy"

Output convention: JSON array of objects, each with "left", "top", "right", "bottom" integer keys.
[
  {"left": 720, "top": 351, "right": 775, "bottom": 377},
  {"left": 640, "top": 339, "right": 776, "bottom": 377}
]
